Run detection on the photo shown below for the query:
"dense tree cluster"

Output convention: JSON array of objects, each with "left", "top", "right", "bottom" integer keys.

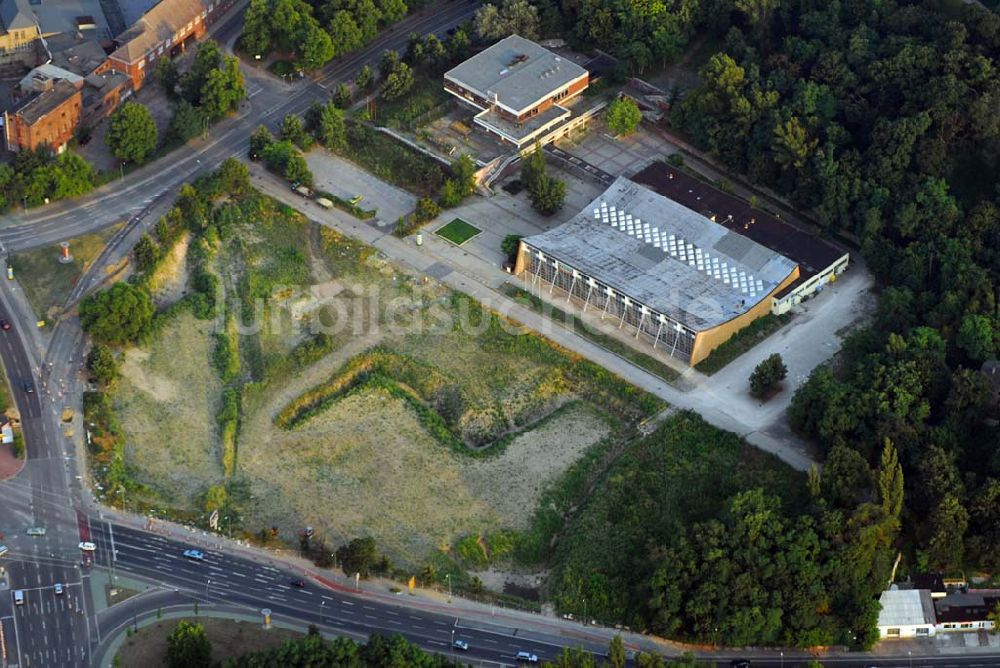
[
  {"left": 160, "top": 40, "right": 246, "bottom": 141},
  {"left": 668, "top": 0, "right": 1000, "bottom": 577},
  {"left": 240, "top": 0, "right": 413, "bottom": 71},
  {"left": 0, "top": 149, "right": 94, "bottom": 210},
  {"left": 548, "top": 413, "right": 902, "bottom": 648},
  {"left": 80, "top": 282, "right": 155, "bottom": 345}
]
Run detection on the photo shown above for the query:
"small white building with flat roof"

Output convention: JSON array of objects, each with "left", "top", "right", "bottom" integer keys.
[{"left": 877, "top": 587, "right": 937, "bottom": 639}]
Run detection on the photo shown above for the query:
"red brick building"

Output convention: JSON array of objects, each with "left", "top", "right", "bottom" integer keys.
[
  {"left": 3, "top": 79, "right": 82, "bottom": 153},
  {"left": 97, "top": 0, "right": 236, "bottom": 90},
  {"left": 444, "top": 35, "right": 589, "bottom": 149}
]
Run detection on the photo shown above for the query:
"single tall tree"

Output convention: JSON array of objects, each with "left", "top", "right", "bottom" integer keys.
[{"left": 106, "top": 102, "right": 158, "bottom": 163}]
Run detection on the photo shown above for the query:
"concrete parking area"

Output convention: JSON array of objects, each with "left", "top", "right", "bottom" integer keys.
[{"left": 305, "top": 150, "right": 417, "bottom": 231}]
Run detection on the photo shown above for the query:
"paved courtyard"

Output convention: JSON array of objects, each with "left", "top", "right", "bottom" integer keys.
[{"left": 555, "top": 119, "right": 678, "bottom": 177}]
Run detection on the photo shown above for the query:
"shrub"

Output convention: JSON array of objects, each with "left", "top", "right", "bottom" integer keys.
[{"left": 749, "top": 353, "right": 788, "bottom": 398}]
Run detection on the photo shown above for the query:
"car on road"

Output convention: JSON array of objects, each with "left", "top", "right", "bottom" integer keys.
[
  {"left": 22, "top": 381, "right": 33, "bottom": 394},
  {"left": 290, "top": 579, "right": 306, "bottom": 588},
  {"left": 26, "top": 527, "right": 46, "bottom": 536},
  {"left": 78, "top": 541, "right": 96, "bottom": 551},
  {"left": 183, "top": 549, "right": 205, "bottom": 561},
  {"left": 730, "top": 661, "right": 752, "bottom": 668},
  {"left": 0, "top": 544, "right": 8, "bottom": 557},
  {"left": 0, "top": 319, "right": 10, "bottom": 331},
  {"left": 13, "top": 590, "right": 24, "bottom": 605},
  {"left": 54, "top": 583, "right": 64, "bottom": 595},
  {"left": 453, "top": 640, "right": 469, "bottom": 651},
  {"left": 515, "top": 651, "right": 539, "bottom": 663}
]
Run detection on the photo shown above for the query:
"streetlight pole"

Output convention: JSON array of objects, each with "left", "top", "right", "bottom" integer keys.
[
  {"left": 119, "top": 162, "right": 124, "bottom": 181},
  {"left": 119, "top": 486, "right": 125, "bottom": 514},
  {"left": 908, "top": 650, "right": 912, "bottom": 668},
  {"left": 582, "top": 598, "right": 587, "bottom": 626},
  {"left": 445, "top": 574, "right": 451, "bottom": 602},
  {"left": 205, "top": 577, "right": 211, "bottom": 598},
  {"left": 780, "top": 651, "right": 783, "bottom": 668}
]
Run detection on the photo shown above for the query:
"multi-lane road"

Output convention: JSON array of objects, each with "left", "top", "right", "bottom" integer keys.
[{"left": 1, "top": 2, "right": 999, "bottom": 667}]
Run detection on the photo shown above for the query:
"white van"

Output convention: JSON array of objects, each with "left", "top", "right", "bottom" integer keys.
[{"left": 13, "top": 590, "right": 24, "bottom": 605}]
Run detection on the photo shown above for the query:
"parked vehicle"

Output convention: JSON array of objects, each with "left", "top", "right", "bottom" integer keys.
[
  {"left": 0, "top": 544, "right": 8, "bottom": 557},
  {"left": 316, "top": 197, "right": 334, "bottom": 209},
  {"left": 294, "top": 185, "right": 312, "bottom": 197}
]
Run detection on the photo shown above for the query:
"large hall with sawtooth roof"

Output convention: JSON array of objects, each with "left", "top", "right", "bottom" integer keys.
[{"left": 514, "top": 177, "right": 801, "bottom": 365}]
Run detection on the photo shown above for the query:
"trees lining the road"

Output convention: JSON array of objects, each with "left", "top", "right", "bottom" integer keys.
[
  {"left": 238, "top": 0, "right": 421, "bottom": 72},
  {"left": 0, "top": 148, "right": 95, "bottom": 210}
]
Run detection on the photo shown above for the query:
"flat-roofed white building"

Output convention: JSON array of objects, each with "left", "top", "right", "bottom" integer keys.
[
  {"left": 444, "top": 34, "right": 589, "bottom": 149},
  {"left": 877, "top": 588, "right": 937, "bottom": 639}
]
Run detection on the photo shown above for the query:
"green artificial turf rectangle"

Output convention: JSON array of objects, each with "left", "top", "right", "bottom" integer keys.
[{"left": 435, "top": 218, "right": 481, "bottom": 245}]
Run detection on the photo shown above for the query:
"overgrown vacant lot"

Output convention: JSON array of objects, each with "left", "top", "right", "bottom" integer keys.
[
  {"left": 115, "top": 311, "right": 223, "bottom": 509},
  {"left": 114, "top": 184, "right": 662, "bottom": 574}
]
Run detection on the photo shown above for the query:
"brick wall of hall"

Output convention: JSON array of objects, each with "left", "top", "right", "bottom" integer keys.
[{"left": 11, "top": 90, "right": 83, "bottom": 152}]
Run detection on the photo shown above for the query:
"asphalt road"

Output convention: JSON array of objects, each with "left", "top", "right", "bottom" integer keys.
[
  {"left": 0, "top": 0, "right": 482, "bottom": 252},
  {"left": 87, "top": 520, "right": 607, "bottom": 667},
  {"left": 0, "top": 288, "right": 92, "bottom": 667}
]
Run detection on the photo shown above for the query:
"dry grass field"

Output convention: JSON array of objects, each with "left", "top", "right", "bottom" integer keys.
[
  {"left": 114, "top": 194, "right": 660, "bottom": 575},
  {"left": 115, "top": 311, "right": 224, "bottom": 510}
]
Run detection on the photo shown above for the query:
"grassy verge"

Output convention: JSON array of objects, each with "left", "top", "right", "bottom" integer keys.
[
  {"left": 0, "top": 353, "right": 10, "bottom": 413},
  {"left": 435, "top": 218, "right": 481, "bottom": 245},
  {"left": 115, "top": 618, "right": 303, "bottom": 667},
  {"left": 694, "top": 312, "right": 792, "bottom": 375},
  {"left": 10, "top": 224, "right": 123, "bottom": 318},
  {"left": 339, "top": 122, "right": 446, "bottom": 196},
  {"left": 377, "top": 74, "right": 453, "bottom": 130},
  {"left": 500, "top": 284, "right": 680, "bottom": 383}
]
